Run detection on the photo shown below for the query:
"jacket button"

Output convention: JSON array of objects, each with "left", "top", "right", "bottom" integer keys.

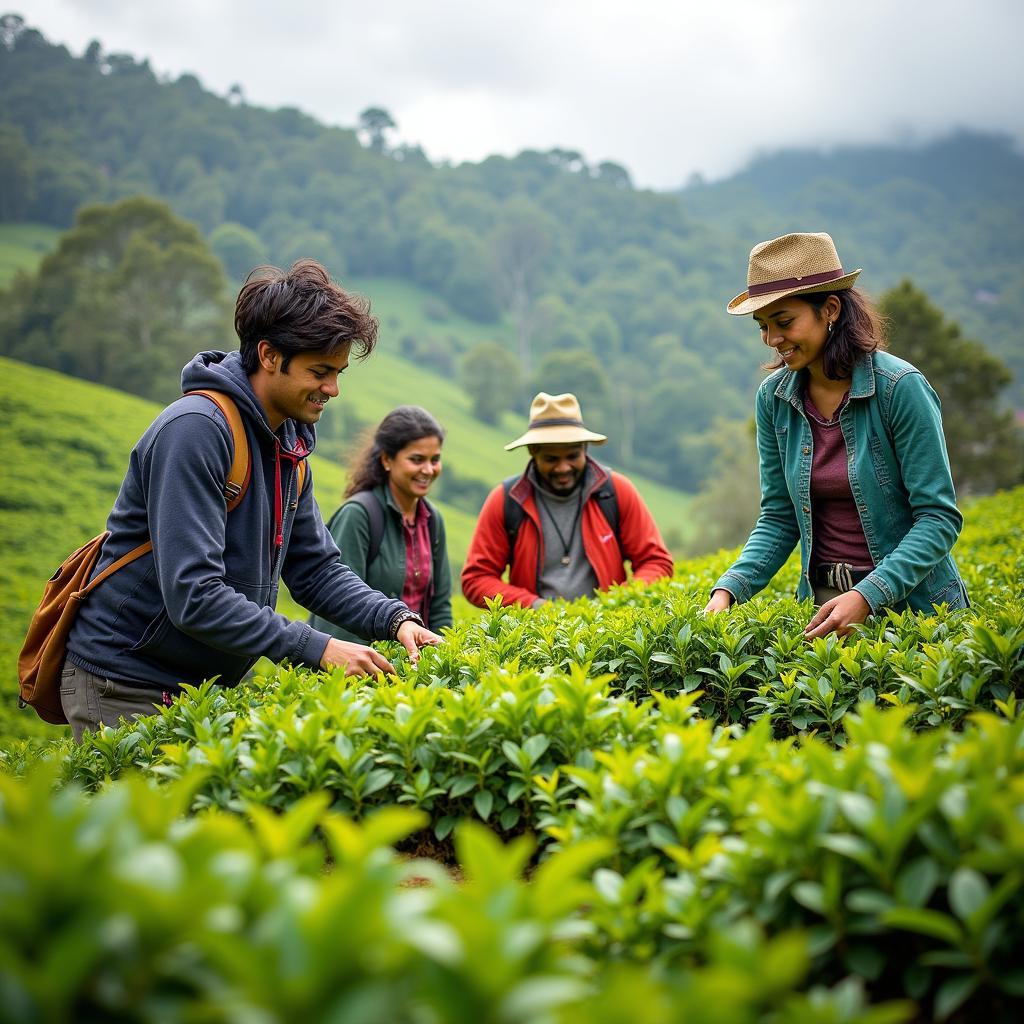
[
  {"left": 803, "top": 447, "right": 810, "bottom": 455},
  {"left": 802, "top": 506, "right": 810, "bottom": 513}
]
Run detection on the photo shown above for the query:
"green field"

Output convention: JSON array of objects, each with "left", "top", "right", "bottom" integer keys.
[
  {"left": 0, "top": 223, "right": 60, "bottom": 287},
  {"left": 0, "top": 222, "right": 692, "bottom": 539}
]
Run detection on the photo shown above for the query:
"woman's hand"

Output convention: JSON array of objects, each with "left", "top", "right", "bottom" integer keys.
[
  {"left": 703, "top": 589, "right": 734, "bottom": 615},
  {"left": 804, "top": 590, "right": 871, "bottom": 639},
  {"left": 395, "top": 620, "right": 443, "bottom": 664}
]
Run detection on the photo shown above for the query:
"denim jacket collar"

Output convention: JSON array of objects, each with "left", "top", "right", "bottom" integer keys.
[{"left": 773, "top": 354, "right": 877, "bottom": 409}]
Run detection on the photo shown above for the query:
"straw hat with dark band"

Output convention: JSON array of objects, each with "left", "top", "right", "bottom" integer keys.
[
  {"left": 504, "top": 392, "right": 607, "bottom": 451},
  {"left": 727, "top": 232, "right": 861, "bottom": 316}
]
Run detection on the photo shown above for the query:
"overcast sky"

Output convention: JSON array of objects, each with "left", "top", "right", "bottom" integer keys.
[{"left": 16, "top": 0, "right": 1024, "bottom": 189}]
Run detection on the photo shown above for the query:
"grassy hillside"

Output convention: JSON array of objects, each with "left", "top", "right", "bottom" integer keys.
[
  {"left": 0, "top": 224, "right": 693, "bottom": 542},
  {"left": 0, "top": 223, "right": 60, "bottom": 287}
]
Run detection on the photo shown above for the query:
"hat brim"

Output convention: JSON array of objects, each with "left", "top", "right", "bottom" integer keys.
[
  {"left": 727, "top": 269, "right": 862, "bottom": 316},
  {"left": 504, "top": 425, "right": 608, "bottom": 451}
]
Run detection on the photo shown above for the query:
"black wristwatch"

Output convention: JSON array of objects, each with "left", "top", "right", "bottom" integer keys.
[{"left": 389, "top": 609, "right": 424, "bottom": 640}]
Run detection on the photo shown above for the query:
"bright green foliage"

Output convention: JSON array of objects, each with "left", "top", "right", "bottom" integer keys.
[
  {"left": 0, "top": 768, "right": 917, "bottom": 1023},
  {"left": 0, "top": 356, "right": 690, "bottom": 741},
  {"left": 2, "top": 483, "right": 1022, "bottom": 1019},
  {"left": 4, "top": 486, "right": 1016, "bottom": 1018}
]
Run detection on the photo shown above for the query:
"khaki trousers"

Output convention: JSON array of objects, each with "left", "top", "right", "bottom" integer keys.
[{"left": 60, "top": 661, "right": 169, "bottom": 743}]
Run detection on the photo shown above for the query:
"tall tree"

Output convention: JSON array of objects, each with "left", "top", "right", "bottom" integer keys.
[
  {"left": 0, "top": 124, "right": 33, "bottom": 219},
  {"left": 0, "top": 196, "right": 231, "bottom": 403},
  {"left": 881, "top": 280, "right": 1024, "bottom": 494},
  {"left": 530, "top": 347, "right": 611, "bottom": 433},
  {"left": 358, "top": 107, "right": 396, "bottom": 153},
  {"left": 461, "top": 342, "right": 521, "bottom": 425},
  {"left": 209, "top": 222, "right": 267, "bottom": 281},
  {"left": 490, "top": 200, "right": 557, "bottom": 376}
]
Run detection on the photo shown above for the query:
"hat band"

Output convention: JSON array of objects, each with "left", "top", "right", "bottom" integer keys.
[
  {"left": 747, "top": 267, "right": 846, "bottom": 297},
  {"left": 528, "top": 416, "right": 585, "bottom": 429}
]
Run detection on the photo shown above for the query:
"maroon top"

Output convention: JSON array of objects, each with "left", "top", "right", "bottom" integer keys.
[
  {"left": 400, "top": 501, "right": 433, "bottom": 619},
  {"left": 804, "top": 391, "right": 873, "bottom": 567}
]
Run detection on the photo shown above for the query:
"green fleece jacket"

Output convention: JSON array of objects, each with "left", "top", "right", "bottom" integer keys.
[{"left": 310, "top": 484, "right": 453, "bottom": 642}]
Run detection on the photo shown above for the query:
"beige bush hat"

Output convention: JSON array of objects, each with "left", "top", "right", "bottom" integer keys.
[
  {"left": 504, "top": 392, "right": 608, "bottom": 451},
  {"left": 727, "top": 232, "right": 861, "bottom": 316}
]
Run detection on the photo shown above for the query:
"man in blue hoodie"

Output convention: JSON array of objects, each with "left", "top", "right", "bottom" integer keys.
[{"left": 61, "top": 260, "right": 440, "bottom": 741}]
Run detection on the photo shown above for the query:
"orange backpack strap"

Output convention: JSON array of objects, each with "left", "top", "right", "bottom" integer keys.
[
  {"left": 80, "top": 539, "right": 154, "bottom": 597},
  {"left": 188, "top": 390, "right": 251, "bottom": 512},
  {"left": 297, "top": 458, "right": 308, "bottom": 499}
]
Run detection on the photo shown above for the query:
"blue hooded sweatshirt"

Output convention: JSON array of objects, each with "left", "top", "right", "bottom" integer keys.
[{"left": 67, "top": 350, "right": 408, "bottom": 691}]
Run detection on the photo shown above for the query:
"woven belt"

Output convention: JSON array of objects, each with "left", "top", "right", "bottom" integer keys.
[{"left": 811, "top": 562, "right": 873, "bottom": 591}]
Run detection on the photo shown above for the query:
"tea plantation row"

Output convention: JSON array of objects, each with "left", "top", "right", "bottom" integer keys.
[{"left": 1, "top": 486, "right": 1021, "bottom": 1021}]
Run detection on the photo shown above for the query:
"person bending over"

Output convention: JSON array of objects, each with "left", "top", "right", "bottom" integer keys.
[
  {"left": 704, "top": 232, "right": 967, "bottom": 638},
  {"left": 61, "top": 260, "right": 439, "bottom": 741}
]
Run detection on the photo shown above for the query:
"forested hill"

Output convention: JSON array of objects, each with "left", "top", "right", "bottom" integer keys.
[
  {"left": 1, "top": 19, "right": 1021, "bottom": 495},
  {"left": 678, "top": 134, "right": 1024, "bottom": 398}
]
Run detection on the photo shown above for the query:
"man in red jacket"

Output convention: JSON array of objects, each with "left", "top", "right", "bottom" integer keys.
[{"left": 461, "top": 392, "right": 674, "bottom": 608}]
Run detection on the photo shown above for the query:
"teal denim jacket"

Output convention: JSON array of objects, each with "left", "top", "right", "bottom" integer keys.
[{"left": 714, "top": 351, "right": 968, "bottom": 613}]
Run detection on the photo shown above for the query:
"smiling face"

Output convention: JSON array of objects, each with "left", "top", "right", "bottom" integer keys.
[
  {"left": 251, "top": 341, "right": 351, "bottom": 431},
  {"left": 530, "top": 443, "right": 587, "bottom": 496},
  {"left": 753, "top": 295, "right": 840, "bottom": 377},
  {"left": 382, "top": 435, "right": 443, "bottom": 508}
]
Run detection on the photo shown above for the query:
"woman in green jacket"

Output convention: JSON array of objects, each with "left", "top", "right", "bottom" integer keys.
[
  {"left": 311, "top": 406, "right": 453, "bottom": 642},
  {"left": 704, "top": 232, "right": 967, "bottom": 639}
]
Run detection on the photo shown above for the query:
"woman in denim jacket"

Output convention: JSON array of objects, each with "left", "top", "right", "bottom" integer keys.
[{"left": 705, "top": 232, "right": 968, "bottom": 638}]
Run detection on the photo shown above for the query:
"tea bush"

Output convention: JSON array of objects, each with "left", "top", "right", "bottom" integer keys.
[
  {"left": 21, "top": 671, "right": 1024, "bottom": 1018},
  {"left": 0, "top": 769, "right": 912, "bottom": 1024},
  {"left": 2, "top": 486, "right": 1021, "bottom": 1020}
]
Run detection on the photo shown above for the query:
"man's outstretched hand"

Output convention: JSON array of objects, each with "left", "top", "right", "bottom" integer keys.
[
  {"left": 396, "top": 620, "right": 443, "bottom": 664},
  {"left": 320, "top": 638, "right": 396, "bottom": 676}
]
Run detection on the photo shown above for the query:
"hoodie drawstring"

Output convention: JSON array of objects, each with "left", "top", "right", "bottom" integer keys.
[{"left": 274, "top": 440, "right": 304, "bottom": 560}]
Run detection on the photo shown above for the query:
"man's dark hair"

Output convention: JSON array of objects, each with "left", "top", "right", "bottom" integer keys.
[
  {"left": 235, "top": 259, "right": 379, "bottom": 374},
  {"left": 762, "top": 287, "right": 887, "bottom": 380},
  {"left": 345, "top": 406, "right": 446, "bottom": 499}
]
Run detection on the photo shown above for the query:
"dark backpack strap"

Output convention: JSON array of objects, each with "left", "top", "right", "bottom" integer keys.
[
  {"left": 592, "top": 478, "right": 620, "bottom": 538},
  {"left": 347, "top": 490, "right": 386, "bottom": 566},
  {"left": 505, "top": 472, "right": 621, "bottom": 545},
  {"left": 502, "top": 475, "right": 526, "bottom": 549},
  {"left": 423, "top": 498, "right": 441, "bottom": 550}
]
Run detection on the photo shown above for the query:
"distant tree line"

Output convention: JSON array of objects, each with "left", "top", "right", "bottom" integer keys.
[{"left": 0, "top": 17, "right": 1021, "bottom": 496}]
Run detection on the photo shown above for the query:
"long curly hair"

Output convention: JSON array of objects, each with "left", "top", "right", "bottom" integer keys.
[
  {"left": 344, "top": 406, "right": 446, "bottom": 499},
  {"left": 761, "top": 287, "right": 888, "bottom": 380}
]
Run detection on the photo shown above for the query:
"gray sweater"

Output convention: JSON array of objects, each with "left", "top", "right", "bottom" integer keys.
[{"left": 528, "top": 463, "right": 599, "bottom": 603}]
